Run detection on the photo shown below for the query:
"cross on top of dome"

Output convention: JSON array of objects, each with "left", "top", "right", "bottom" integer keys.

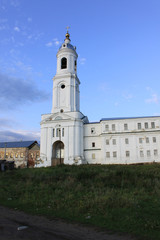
[{"left": 65, "top": 26, "right": 70, "bottom": 42}]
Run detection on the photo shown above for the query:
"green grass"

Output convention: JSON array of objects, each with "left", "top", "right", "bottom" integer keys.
[{"left": 0, "top": 164, "right": 160, "bottom": 239}]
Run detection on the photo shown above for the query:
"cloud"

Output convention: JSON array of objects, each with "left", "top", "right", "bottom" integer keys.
[
  {"left": 98, "top": 82, "right": 109, "bottom": 92},
  {"left": 114, "top": 102, "right": 119, "bottom": 107},
  {"left": 0, "top": 18, "right": 8, "bottom": 31},
  {"left": 27, "top": 17, "right": 32, "bottom": 22},
  {"left": 0, "top": 130, "right": 40, "bottom": 142},
  {"left": 46, "top": 38, "right": 61, "bottom": 47},
  {"left": 14, "top": 26, "right": 20, "bottom": 32},
  {"left": 46, "top": 42, "right": 53, "bottom": 47},
  {"left": 0, "top": 118, "right": 15, "bottom": 129},
  {"left": 0, "top": 72, "right": 49, "bottom": 110},
  {"left": 80, "top": 58, "right": 86, "bottom": 65},
  {"left": 145, "top": 94, "right": 159, "bottom": 104},
  {"left": 10, "top": 0, "right": 20, "bottom": 7},
  {"left": 122, "top": 93, "right": 133, "bottom": 100},
  {"left": 53, "top": 38, "right": 61, "bottom": 46},
  {"left": 145, "top": 87, "right": 159, "bottom": 104}
]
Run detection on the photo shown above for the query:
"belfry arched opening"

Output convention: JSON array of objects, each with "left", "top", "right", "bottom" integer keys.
[{"left": 52, "top": 141, "right": 64, "bottom": 166}]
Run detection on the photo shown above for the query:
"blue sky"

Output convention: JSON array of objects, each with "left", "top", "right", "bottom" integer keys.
[{"left": 0, "top": 0, "right": 160, "bottom": 142}]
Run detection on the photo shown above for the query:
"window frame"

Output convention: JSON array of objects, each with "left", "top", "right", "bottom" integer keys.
[
  {"left": 147, "top": 150, "right": 151, "bottom": 157},
  {"left": 61, "top": 57, "right": 67, "bottom": 69},
  {"left": 126, "top": 151, "right": 130, "bottom": 157},
  {"left": 112, "top": 124, "right": 115, "bottom": 131},
  {"left": 125, "top": 138, "right": 129, "bottom": 144},
  {"left": 106, "top": 139, "right": 109, "bottom": 145},
  {"left": 124, "top": 123, "right": 128, "bottom": 130},
  {"left": 106, "top": 152, "right": 110, "bottom": 158},
  {"left": 145, "top": 122, "right": 148, "bottom": 129},
  {"left": 113, "top": 151, "right": 117, "bottom": 158},
  {"left": 153, "top": 137, "right": 156, "bottom": 143},
  {"left": 151, "top": 122, "right": 155, "bottom": 129}
]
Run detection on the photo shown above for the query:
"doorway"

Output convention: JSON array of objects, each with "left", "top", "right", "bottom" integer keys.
[{"left": 52, "top": 141, "right": 64, "bottom": 166}]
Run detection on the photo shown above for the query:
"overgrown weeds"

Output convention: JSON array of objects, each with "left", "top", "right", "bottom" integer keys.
[{"left": 0, "top": 164, "right": 160, "bottom": 239}]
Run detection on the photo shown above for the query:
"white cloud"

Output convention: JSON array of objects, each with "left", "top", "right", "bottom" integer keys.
[
  {"left": 0, "top": 18, "right": 8, "bottom": 31},
  {"left": 14, "top": 26, "right": 20, "bottom": 32},
  {"left": 46, "top": 38, "right": 61, "bottom": 47},
  {"left": 53, "top": 38, "right": 61, "bottom": 46},
  {"left": 0, "top": 129, "right": 40, "bottom": 142},
  {"left": 145, "top": 94, "right": 159, "bottom": 104},
  {"left": 98, "top": 82, "right": 109, "bottom": 92},
  {"left": 145, "top": 87, "right": 159, "bottom": 104},
  {"left": 46, "top": 42, "right": 53, "bottom": 47},
  {"left": 0, "top": 25, "right": 6, "bottom": 30},
  {"left": 10, "top": 0, "right": 20, "bottom": 7},
  {"left": 27, "top": 17, "right": 32, "bottom": 22},
  {"left": 123, "top": 94, "right": 133, "bottom": 100},
  {"left": 114, "top": 102, "right": 119, "bottom": 106},
  {"left": 80, "top": 58, "right": 86, "bottom": 65},
  {"left": 154, "top": 113, "right": 160, "bottom": 116},
  {"left": 0, "top": 72, "right": 49, "bottom": 110}
]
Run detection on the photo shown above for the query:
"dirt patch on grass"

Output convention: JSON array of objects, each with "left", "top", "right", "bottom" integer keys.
[{"left": 0, "top": 206, "right": 137, "bottom": 240}]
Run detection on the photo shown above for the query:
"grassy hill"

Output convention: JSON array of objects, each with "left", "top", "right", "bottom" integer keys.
[{"left": 0, "top": 164, "right": 160, "bottom": 239}]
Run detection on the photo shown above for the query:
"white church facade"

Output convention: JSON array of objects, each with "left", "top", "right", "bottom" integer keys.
[{"left": 40, "top": 31, "right": 160, "bottom": 167}]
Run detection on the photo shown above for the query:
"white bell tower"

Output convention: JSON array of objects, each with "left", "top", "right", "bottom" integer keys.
[
  {"left": 52, "top": 30, "right": 80, "bottom": 114},
  {"left": 40, "top": 30, "right": 88, "bottom": 167}
]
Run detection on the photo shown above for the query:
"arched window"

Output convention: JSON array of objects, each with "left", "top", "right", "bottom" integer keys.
[
  {"left": 61, "top": 57, "right": 67, "bottom": 69},
  {"left": 74, "top": 60, "right": 77, "bottom": 71}
]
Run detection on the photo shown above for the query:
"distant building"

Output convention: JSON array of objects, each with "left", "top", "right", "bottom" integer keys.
[
  {"left": 0, "top": 141, "right": 40, "bottom": 168},
  {"left": 40, "top": 31, "right": 160, "bottom": 166}
]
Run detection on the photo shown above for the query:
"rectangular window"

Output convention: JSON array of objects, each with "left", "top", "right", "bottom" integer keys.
[
  {"left": 62, "top": 128, "right": 64, "bottom": 137},
  {"left": 124, "top": 123, "right": 128, "bottom": 130},
  {"left": 92, "top": 142, "right": 95, "bottom": 147},
  {"left": 140, "top": 150, "right": 144, "bottom": 157},
  {"left": 20, "top": 153, "right": 23, "bottom": 158},
  {"left": 139, "top": 138, "right": 143, "bottom": 143},
  {"left": 153, "top": 137, "right": 156, "bottom": 143},
  {"left": 154, "top": 149, "right": 158, "bottom": 156},
  {"left": 138, "top": 123, "right": 141, "bottom": 129},
  {"left": 53, "top": 128, "right": 55, "bottom": 137},
  {"left": 92, "top": 153, "right": 95, "bottom": 159},
  {"left": 147, "top": 150, "right": 151, "bottom": 157},
  {"left": 91, "top": 128, "right": 95, "bottom": 134},
  {"left": 6, "top": 153, "right": 8, "bottom": 158},
  {"left": 15, "top": 153, "right": 18, "bottom": 158},
  {"left": 126, "top": 151, "right": 130, "bottom": 157},
  {"left": 125, "top": 138, "right": 129, "bottom": 144},
  {"left": 112, "top": 139, "right": 116, "bottom": 145},
  {"left": 112, "top": 124, "right": 115, "bottom": 131},
  {"left": 105, "top": 125, "right": 109, "bottom": 131},
  {"left": 106, "top": 152, "right": 110, "bottom": 158},
  {"left": 151, "top": 122, "right": 155, "bottom": 129},
  {"left": 106, "top": 139, "right": 109, "bottom": 145},
  {"left": 113, "top": 151, "right": 117, "bottom": 158},
  {"left": 10, "top": 153, "right": 13, "bottom": 158},
  {"left": 145, "top": 122, "right": 148, "bottom": 129},
  {"left": 146, "top": 137, "right": 149, "bottom": 143},
  {"left": 36, "top": 152, "right": 39, "bottom": 157},
  {"left": 56, "top": 128, "right": 60, "bottom": 137}
]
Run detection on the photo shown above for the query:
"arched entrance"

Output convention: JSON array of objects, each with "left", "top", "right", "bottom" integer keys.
[{"left": 52, "top": 141, "right": 64, "bottom": 166}]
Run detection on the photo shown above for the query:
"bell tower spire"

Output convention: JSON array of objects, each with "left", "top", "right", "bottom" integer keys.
[
  {"left": 51, "top": 30, "right": 80, "bottom": 114},
  {"left": 65, "top": 26, "right": 70, "bottom": 43}
]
